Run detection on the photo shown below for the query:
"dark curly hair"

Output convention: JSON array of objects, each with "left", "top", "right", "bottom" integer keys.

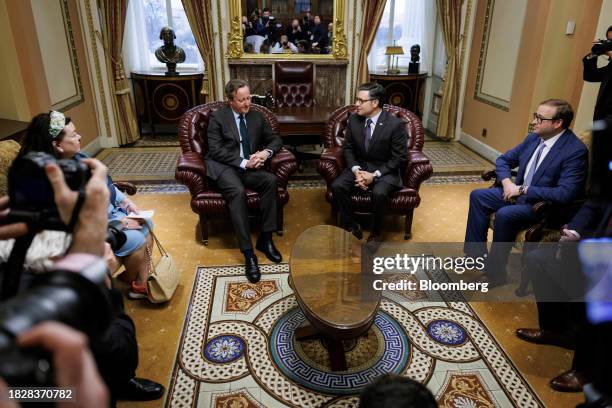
[{"left": 19, "top": 111, "right": 72, "bottom": 159}]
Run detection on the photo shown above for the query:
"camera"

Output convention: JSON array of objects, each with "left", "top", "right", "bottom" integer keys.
[
  {"left": 0, "top": 259, "right": 115, "bottom": 386},
  {"left": 9, "top": 152, "right": 90, "bottom": 213},
  {"left": 591, "top": 39, "right": 612, "bottom": 56}
]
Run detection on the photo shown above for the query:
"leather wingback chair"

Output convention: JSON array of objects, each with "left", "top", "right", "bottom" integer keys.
[
  {"left": 317, "top": 105, "right": 433, "bottom": 239},
  {"left": 175, "top": 101, "right": 298, "bottom": 245},
  {"left": 274, "top": 62, "right": 315, "bottom": 107}
]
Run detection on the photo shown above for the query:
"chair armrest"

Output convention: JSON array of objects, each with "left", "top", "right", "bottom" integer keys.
[
  {"left": 175, "top": 152, "right": 208, "bottom": 195},
  {"left": 113, "top": 182, "right": 137, "bottom": 196},
  {"left": 482, "top": 169, "right": 518, "bottom": 187},
  {"left": 268, "top": 147, "right": 298, "bottom": 189},
  {"left": 404, "top": 149, "right": 433, "bottom": 191},
  {"left": 317, "top": 146, "right": 345, "bottom": 185}
]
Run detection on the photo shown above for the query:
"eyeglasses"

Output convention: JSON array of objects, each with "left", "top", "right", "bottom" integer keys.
[
  {"left": 354, "top": 97, "right": 375, "bottom": 105},
  {"left": 532, "top": 112, "right": 558, "bottom": 124}
]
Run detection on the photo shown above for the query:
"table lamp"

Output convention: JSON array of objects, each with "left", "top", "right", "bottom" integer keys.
[{"left": 385, "top": 45, "right": 404, "bottom": 74}]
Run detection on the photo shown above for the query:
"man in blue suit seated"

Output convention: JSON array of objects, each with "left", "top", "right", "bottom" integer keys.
[{"left": 464, "top": 99, "right": 588, "bottom": 287}]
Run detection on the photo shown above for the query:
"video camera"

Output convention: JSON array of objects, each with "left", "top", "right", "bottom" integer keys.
[{"left": 591, "top": 39, "right": 612, "bottom": 56}]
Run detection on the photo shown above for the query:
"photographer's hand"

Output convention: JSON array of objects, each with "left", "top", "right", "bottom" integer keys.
[
  {"left": 0, "top": 196, "right": 28, "bottom": 240},
  {"left": 45, "top": 158, "right": 109, "bottom": 256},
  {"left": 17, "top": 322, "right": 109, "bottom": 408}
]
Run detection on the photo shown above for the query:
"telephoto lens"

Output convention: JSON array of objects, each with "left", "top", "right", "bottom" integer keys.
[{"left": 0, "top": 259, "right": 114, "bottom": 386}]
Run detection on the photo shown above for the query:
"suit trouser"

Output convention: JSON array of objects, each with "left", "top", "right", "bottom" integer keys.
[
  {"left": 464, "top": 187, "right": 538, "bottom": 280},
  {"left": 216, "top": 168, "right": 277, "bottom": 251},
  {"left": 331, "top": 169, "right": 398, "bottom": 235}
]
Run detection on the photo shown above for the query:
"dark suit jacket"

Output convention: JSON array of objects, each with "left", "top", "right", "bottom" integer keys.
[
  {"left": 568, "top": 200, "right": 612, "bottom": 238},
  {"left": 583, "top": 54, "right": 612, "bottom": 121},
  {"left": 342, "top": 110, "right": 407, "bottom": 187},
  {"left": 495, "top": 130, "right": 588, "bottom": 204},
  {"left": 205, "top": 105, "right": 283, "bottom": 180}
]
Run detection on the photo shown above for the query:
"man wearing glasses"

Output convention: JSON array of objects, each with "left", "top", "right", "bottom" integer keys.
[
  {"left": 464, "top": 99, "right": 588, "bottom": 287},
  {"left": 331, "top": 82, "right": 407, "bottom": 246}
]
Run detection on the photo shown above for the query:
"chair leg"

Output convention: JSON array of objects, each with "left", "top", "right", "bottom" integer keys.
[
  {"left": 277, "top": 207, "right": 284, "bottom": 236},
  {"left": 331, "top": 202, "right": 338, "bottom": 224},
  {"left": 404, "top": 209, "right": 414, "bottom": 240},
  {"left": 199, "top": 213, "right": 209, "bottom": 246}
]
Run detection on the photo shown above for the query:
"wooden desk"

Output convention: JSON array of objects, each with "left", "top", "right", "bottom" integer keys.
[
  {"left": 0, "top": 118, "right": 29, "bottom": 144},
  {"left": 290, "top": 225, "right": 381, "bottom": 371},
  {"left": 370, "top": 71, "right": 427, "bottom": 118},
  {"left": 275, "top": 106, "right": 335, "bottom": 141}
]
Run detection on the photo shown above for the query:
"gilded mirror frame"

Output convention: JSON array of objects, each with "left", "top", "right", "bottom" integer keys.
[{"left": 226, "top": 0, "right": 348, "bottom": 60}]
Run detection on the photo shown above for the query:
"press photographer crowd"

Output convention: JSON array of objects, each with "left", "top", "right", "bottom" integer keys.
[{"left": 0, "top": 25, "right": 611, "bottom": 408}]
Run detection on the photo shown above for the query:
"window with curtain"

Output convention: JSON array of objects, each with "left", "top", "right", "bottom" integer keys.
[
  {"left": 367, "top": 0, "right": 435, "bottom": 73},
  {"left": 124, "top": 0, "right": 204, "bottom": 74}
]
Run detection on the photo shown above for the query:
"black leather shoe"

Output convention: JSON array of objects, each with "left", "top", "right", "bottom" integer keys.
[
  {"left": 516, "top": 328, "right": 576, "bottom": 349},
  {"left": 245, "top": 255, "right": 261, "bottom": 283},
  {"left": 550, "top": 370, "right": 587, "bottom": 392},
  {"left": 256, "top": 237, "right": 282, "bottom": 263},
  {"left": 117, "top": 377, "right": 164, "bottom": 401}
]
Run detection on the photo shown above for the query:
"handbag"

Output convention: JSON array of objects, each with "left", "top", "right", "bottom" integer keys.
[{"left": 146, "top": 229, "right": 179, "bottom": 303}]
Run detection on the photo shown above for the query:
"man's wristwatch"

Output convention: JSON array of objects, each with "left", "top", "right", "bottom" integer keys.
[{"left": 518, "top": 185, "right": 526, "bottom": 195}]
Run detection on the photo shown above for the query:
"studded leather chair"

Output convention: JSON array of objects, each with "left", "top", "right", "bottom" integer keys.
[
  {"left": 175, "top": 101, "right": 298, "bottom": 245},
  {"left": 273, "top": 62, "right": 315, "bottom": 107},
  {"left": 317, "top": 105, "right": 433, "bottom": 239}
]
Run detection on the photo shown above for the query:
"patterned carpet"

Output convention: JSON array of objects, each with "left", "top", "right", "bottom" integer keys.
[
  {"left": 166, "top": 264, "right": 542, "bottom": 408},
  {"left": 96, "top": 141, "right": 489, "bottom": 191}
]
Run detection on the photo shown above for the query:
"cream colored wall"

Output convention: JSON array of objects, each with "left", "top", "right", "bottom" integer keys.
[
  {"left": 574, "top": 0, "right": 612, "bottom": 133},
  {"left": 3, "top": 0, "right": 99, "bottom": 147},
  {"left": 461, "top": 0, "right": 601, "bottom": 154},
  {"left": 0, "top": 0, "right": 30, "bottom": 121}
]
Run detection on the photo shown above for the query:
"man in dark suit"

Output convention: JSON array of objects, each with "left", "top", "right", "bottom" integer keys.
[
  {"left": 331, "top": 82, "right": 407, "bottom": 246},
  {"left": 464, "top": 99, "right": 588, "bottom": 286},
  {"left": 206, "top": 79, "right": 283, "bottom": 283},
  {"left": 516, "top": 200, "right": 612, "bottom": 392},
  {"left": 583, "top": 25, "right": 612, "bottom": 121}
]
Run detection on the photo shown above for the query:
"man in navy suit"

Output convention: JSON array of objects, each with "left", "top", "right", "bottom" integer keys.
[
  {"left": 331, "top": 82, "right": 407, "bottom": 246},
  {"left": 206, "top": 79, "right": 283, "bottom": 283},
  {"left": 464, "top": 99, "right": 588, "bottom": 286}
]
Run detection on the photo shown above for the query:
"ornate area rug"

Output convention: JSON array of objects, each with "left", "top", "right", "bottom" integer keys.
[
  {"left": 95, "top": 147, "right": 180, "bottom": 181},
  {"left": 423, "top": 141, "right": 493, "bottom": 174},
  {"left": 166, "top": 264, "right": 542, "bottom": 408}
]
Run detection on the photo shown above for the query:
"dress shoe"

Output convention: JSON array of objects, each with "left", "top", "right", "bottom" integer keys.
[
  {"left": 550, "top": 370, "right": 586, "bottom": 392},
  {"left": 515, "top": 328, "right": 575, "bottom": 349},
  {"left": 256, "top": 237, "right": 282, "bottom": 263},
  {"left": 244, "top": 255, "right": 261, "bottom": 283},
  {"left": 117, "top": 377, "right": 164, "bottom": 401},
  {"left": 472, "top": 274, "right": 507, "bottom": 289}
]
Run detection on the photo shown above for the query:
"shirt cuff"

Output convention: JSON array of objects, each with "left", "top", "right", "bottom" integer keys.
[
  {"left": 265, "top": 149, "right": 273, "bottom": 158},
  {"left": 351, "top": 166, "right": 361, "bottom": 173},
  {"left": 373, "top": 170, "right": 382, "bottom": 178},
  {"left": 240, "top": 159, "right": 248, "bottom": 169}
]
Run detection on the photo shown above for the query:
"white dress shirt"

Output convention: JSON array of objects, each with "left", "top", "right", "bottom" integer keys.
[{"left": 523, "top": 130, "right": 564, "bottom": 186}]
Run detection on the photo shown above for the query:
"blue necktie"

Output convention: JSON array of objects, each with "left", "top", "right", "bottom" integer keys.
[
  {"left": 523, "top": 140, "right": 545, "bottom": 186},
  {"left": 238, "top": 114, "right": 250, "bottom": 159},
  {"left": 364, "top": 119, "right": 373, "bottom": 151}
]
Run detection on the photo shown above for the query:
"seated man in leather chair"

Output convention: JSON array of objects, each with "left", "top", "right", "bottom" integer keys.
[
  {"left": 331, "top": 82, "right": 407, "bottom": 246},
  {"left": 205, "top": 79, "right": 283, "bottom": 283},
  {"left": 464, "top": 99, "right": 588, "bottom": 287}
]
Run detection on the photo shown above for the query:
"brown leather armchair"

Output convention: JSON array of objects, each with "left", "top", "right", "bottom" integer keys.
[
  {"left": 273, "top": 62, "right": 315, "bottom": 107},
  {"left": 175, "top": 101, "right": 298, "bottom": 245},
  {"left": 317, "top": 105, "right": 433, "bottom": 239}
]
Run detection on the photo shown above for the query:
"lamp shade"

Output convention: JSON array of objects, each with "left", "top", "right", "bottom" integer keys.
[{"left": 384, "top": 45, "right": 404, "bottom": 55}]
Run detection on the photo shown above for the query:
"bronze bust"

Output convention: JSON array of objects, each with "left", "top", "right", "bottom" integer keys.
[
  {"left": 155, "top": 27, "right": 186, "bottom": 76},
  {"left": 408, "top": 44, "right": 420, "bottom": 74}
]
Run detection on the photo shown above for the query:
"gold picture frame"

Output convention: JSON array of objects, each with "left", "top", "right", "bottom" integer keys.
[{"left": 226, "top": 0, "right": 348, "bottom": 60}]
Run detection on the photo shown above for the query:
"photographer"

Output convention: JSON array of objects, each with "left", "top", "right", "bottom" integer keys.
[
  {"left": 271, "top": 34, "right": 297, "bottom": 54},
  {"left": 0, "top": 158, "right": 163, "bottom": 405},
  {"left": 583, "top": 25, "right": 612, "bottom": 121}
]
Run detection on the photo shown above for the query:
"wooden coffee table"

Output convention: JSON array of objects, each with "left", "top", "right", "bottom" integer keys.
[{"left": 290, "top": 225, "right": 381, "bottom": 371}]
